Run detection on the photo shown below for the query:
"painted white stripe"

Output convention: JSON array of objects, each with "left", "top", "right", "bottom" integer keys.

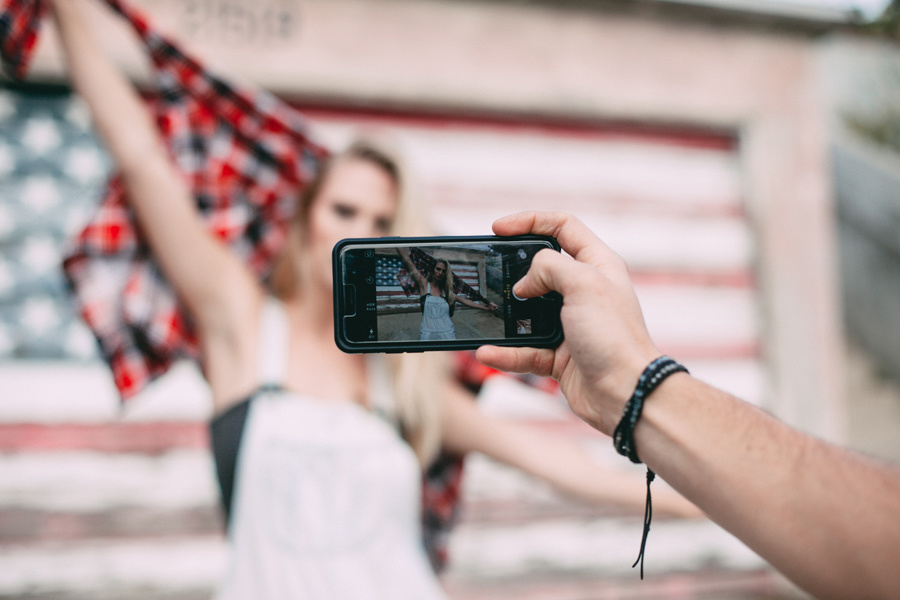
[
  {"left": 685, "top": 358, "right": 768, "bottom": 406},
  {"left": 0, "top": 450, "right": 218, "bottom": 511},
  {"left": 309, "top": 120, "right": 741, "bottom": 210},
  {"left": 461, "top": 452, "right": 617, "bottom": 503},
  {"left": 476, "top": 376, "right": 574, "bottom": 422},
  {"left": 0, "top": 521, "right": 761, "bottom": 596},
  {"left": 0, "top": 537, "right": 226, "bottom": 595},
  {"left": 456, "top": 439, "right": 763, "bottom": 580},
  {"left": 435, "top": 211, "right": 754, "bottom": 273},
  {"left": 637, "top": 284, "right": 760, "bottom": 350},
  {"left": 476, "top": 358, "right": 766, "bottom": 423},
  {"left": 446, "top": 517, "right": 765, "bottom": 579},
  {"left": 0, "top": 361, "right": 213, "bottom": 424},
  {"left": 0, "top": 348, "right": 762, "bottom": 433},
  {"left": 0, "top": 362, "right": 121, "bottom": 422}
]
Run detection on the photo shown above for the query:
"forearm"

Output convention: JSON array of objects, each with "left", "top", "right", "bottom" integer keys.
[
  {"left": 396, "top": 248, "right": 424, "bottom": 287},
  {"left": 456, "top": 295, "right": 485, "bottom": 309},
  {"left": 50, "top": 0, "right": 256, "bottom": 329},
  {"left": 397, "top": 248, "right": 416, "bottom": 272},
  {"left": 481, "top": 211, "right": 900, "bottom": 597},
  {"left": 51, "top": 0, "right": 168, "bottom": 174},
  {"left": 635, "top": 375, "right": 900, "bottom": 599}
]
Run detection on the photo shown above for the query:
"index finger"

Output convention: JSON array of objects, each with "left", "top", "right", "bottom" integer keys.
[{"left": 491, "top": 211, "right": 617, "bottom": 268}]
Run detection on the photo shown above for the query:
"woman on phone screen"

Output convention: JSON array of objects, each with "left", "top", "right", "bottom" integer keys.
[{"left": 397, "top": 250, "right": 498, "bottom": 340}]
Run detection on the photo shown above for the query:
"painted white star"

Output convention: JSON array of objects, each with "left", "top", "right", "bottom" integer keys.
[
  {"left": 0, "top": 204, "right": 13, "bottom": 238},
  {"left": 0, "top": 92, "right": 15, "bottom": 122},
  {"left": 65, "top": 322, "right": 99, "bottom": 359},
  {"left": 22, "top": 177, "right": 61, "bottom": 213},
  {"left": 65, "top": 205, "right": 93, "bottom": 236},
  {"left": 0, "top": 142, "right": 15, "bottom": 177},
  {"left": 21, "top": 236, "right": 60, "bottom": 274},
  {"left": 65, "top": 147, "right": 107, "bottom": 184},
  {"left": 64, "top": 98, "right": 93, "bottom": 131},
  {"left": 21, "top": 297, "right": 61, "bottom": 336},
  {"left": 0, "top": 321, "right": 14, "bottom": 357},
  {"left": 21, "top": 118, "right": 62, "bottom": 155},
  {"left": 0, "top": 260, "right": 13, "bottom": 297}
]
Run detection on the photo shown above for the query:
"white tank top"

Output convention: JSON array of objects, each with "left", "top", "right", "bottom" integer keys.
[
  {"left": 420, "top": 283, "right": 455, "bottom": 340},
  {"left": 214, "top": 298, "right": 446, "bottom": 600}
]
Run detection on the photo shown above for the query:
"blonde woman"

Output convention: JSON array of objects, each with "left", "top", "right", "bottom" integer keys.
[
  {"left": 51, "top": 1, "right": 700, "bottom": 597},
  {"left": 396, "top": 250, "right": 498, "bottom": 340}
]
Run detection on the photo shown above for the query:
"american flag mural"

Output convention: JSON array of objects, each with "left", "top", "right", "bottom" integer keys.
[
  {"left": 374, "top": 254, "right": 481, "bottom": 313},
  {"left": 0, "top": 85, "right": 774, "bottom": 598},
  {"left": 0, "top": 85, "right": 110, "bottom": 361}
]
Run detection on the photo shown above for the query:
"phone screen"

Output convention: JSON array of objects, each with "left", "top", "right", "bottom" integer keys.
[{"left": 333, "top": 236, "right": 563, "bottom": 353}]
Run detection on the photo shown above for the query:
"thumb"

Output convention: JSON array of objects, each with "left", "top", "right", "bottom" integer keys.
[{"left": 513, "top": 248, "right": 580, "bottom": 299}]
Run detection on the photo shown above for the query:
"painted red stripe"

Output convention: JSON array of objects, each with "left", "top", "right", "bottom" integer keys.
[
  {"left": 0, "top": 507, "right": 223, "bottom": 542},
  {"left": 0, "top": 422, "right": 209, "bottom": 454},
  {"left": 298, "top": 105, "right": 736, "bottom": 151},
  {"left": 630, "top": 270, "right": 756, "bottom": 288},
  {"left": 657, "top": 341, "right": 761, "bottom": 360},
  {"left": 429, "top": 188, "right": 747, "bottom": 219},
  {"left": 512, "top": 417, "right": 610, "bottom": 439}
]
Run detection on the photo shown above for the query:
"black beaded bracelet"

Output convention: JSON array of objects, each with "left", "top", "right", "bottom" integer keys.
[{"left": 612, "top": 356, "right": 688, "bottom": 579}]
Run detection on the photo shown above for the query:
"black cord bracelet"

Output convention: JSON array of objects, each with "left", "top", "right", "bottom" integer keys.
[{"left": 612, "top": 356, "right": 688, "bottom": 579}]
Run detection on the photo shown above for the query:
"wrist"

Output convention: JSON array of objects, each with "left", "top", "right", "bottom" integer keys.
[
  {"left": 591, "top": 352, "right": 660, "bottom": 436},
  {"left": 613, "top": 357, "right": 689, "bottom": 464}
]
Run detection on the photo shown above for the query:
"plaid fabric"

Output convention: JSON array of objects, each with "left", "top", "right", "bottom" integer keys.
[
  {"left": 0, "top": 0, "right": 475, "bottom": 570},
  {"left": 0, "top": 1, "right": 561, "bottom": 572},
  {"left": 0, "top": 0, "right": 46, "bottom": 79},
  {"left": 422, "top": 451, "right": 464, "bottom": 572},
  {"left": 397, "top": 268, "right": 416, "bottom": 296},
  {"left": 53, "top": 0, "right": 327, "bottom": 399},
  {"left": 404, "top": 246, "right": 492, "bottom": 305}
]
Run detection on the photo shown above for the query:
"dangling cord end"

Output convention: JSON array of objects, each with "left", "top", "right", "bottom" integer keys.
[{"left": 632, "top": 468, "right": 655, "bottom": 579}]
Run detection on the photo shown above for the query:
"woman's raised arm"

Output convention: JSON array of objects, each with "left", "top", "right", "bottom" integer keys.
[
  {"left": 396, "top": 247, "right": 426, "bottom": 293},
  {"left": 50, "top": 0, "right": 259, "bottom": 339}
]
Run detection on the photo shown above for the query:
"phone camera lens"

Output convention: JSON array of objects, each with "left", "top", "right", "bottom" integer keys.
[
  {"left": 365, "top": 276, "right": 374, "bottom": 284},
  {"left": 364, "top": 250, "right": 374, "bottom": 258},
  {"left": 517, "top": 249, "right": 527, "bottom": 260}
]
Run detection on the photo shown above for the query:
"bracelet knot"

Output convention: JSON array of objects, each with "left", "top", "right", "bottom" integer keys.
[{"left": 612, "top": 355, "right": 688, "bottom": 580}]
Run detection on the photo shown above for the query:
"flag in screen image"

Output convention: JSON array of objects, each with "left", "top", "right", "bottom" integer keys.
[{"left": 373, "top": 254, "right": 482, "bottom": 313}]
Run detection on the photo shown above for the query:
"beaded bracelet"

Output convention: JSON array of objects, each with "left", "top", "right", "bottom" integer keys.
[{"left": 612, "top": 356, "right": 688, "bottom": 579}]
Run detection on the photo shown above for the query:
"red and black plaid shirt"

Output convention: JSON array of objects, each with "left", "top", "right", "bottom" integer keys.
[
  {"left": 68, "top": 0, "right": 329, "bottom": 398},
  {"left": 1, "top": 0, "right": 491, "bottom": 571}
]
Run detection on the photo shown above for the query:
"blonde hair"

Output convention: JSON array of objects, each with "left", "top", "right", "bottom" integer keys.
[
  {"left": 269, "top": 137, "right": 447, "bottom": 467},
  {"left": 430, "top": 258, "right": 455, "bottom": 311}
]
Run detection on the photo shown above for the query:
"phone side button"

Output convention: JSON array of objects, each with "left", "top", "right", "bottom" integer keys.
[{"left": 343, "top": 285, "right": 357, "bottom": 317}]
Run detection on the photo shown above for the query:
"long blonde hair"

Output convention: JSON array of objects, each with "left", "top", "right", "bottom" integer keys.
[
  {"left": 269, "top": 137, "right": 448, "bottom": 467},
  {"left": 429, "top": 258, "right": 455, "bottom": 310}
]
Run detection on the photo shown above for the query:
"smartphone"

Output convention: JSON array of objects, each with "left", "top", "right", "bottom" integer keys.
[{"left": 333, "top": 235, "right": 563, "bottom": 353}]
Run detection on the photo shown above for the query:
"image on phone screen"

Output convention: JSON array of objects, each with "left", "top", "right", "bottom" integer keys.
[{"left": 334, "top": 236, "right": 562, "bottom": 353}]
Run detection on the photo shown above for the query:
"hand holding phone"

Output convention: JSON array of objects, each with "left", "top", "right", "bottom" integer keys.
[{"left": 333, "top": 235, "right": 563, "bottom": 353}]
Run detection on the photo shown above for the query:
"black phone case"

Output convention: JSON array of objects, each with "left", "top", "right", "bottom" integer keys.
[{"left": 332, "top": 234, "right": 564, "bottom": 353}]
